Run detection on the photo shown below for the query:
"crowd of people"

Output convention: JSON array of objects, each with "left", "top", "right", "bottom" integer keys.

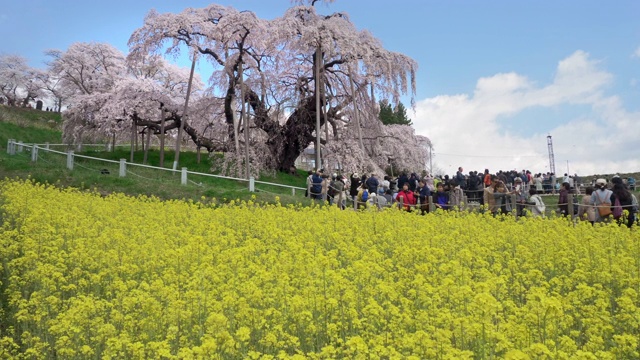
[{"left": 306, "top": 167, "right": 638, "bottom": 227}]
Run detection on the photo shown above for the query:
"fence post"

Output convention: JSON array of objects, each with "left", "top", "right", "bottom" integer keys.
[
  {"left": 428, "top": 195, "right": 435, "bottom": 213},
  {"left": 45, "top": 142, "right": 50, "bottom": 150},
  {"left": 292, "top": 188, "right": 296, "bottom": 196},
  {"left": 6, "top": 139, "right": 11, "bottom": 154},
  {"left": 119, "top": 159, "right": 126, "bottom": 177},
  {"left": 568, "top": 194, "right": 574, "bottom": 219},
  {"left": 249, "top": 176, "right": 255, "bottom": 192},
  {"left": 17, "top": 141, "right": 23, "bottom": 153},
  {"left": 181, "top": 167, "right": 187, "bottom": 186},
  {"left": 66, "top": 150, "right": 74, "bottom": 170},
  {"left": 31, "top": 145, "right": 38, "bottom": 162}
]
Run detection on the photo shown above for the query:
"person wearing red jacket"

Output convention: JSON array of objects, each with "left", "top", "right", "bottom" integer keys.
[{"left": 395, "top": 183, "right": 416, "bottom": 211}]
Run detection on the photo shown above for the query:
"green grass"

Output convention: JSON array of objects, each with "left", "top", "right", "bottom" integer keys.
[{"left": 0, "top": 106, "right": 310, "bottom": 205}]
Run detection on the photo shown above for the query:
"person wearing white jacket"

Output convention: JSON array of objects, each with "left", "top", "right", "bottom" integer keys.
[{"left": 526, "top": 188, "right": 546, "bottom": 217}]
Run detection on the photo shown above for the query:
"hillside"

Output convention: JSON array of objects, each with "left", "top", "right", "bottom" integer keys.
[{"left": 0, "top": 105, "right": 309, "bottom": 204}]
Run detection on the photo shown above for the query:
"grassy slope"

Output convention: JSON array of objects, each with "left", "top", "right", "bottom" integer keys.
[{"left": 0, "top": 106, "right": 309, "bottom": 205}]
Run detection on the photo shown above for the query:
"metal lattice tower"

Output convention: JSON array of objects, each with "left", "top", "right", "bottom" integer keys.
[{"left": 547, "top": 135, "right": 556, "bottom": 174}]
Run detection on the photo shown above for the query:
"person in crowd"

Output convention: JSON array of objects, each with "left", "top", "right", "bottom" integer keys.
[
  {"left": 434, "top": 183, "right": 450, "bottom": 210},
  {"left": 389, "top": 176, "right": 398, "bottom": 196},
  {"left": 558, "top": 182, "right": 571, "bottom": 216},
  {"left": 397, "top": 172, "right": 409, "bottom": 190},
  {"left": 365, "top": 173, "right": 379, "bottom": 195},
  {"left": 497, "top": 171, "right": 508, "bottom": 187},
  {"left": 590, "top": 178, "right": 613, "bottom": 223},
  {"left": 380, "top": 176, "right": 390, "bottom": 195},
  {"left": 408, "top": 173, "right": 418, "bottom": 192},
  {"left": 573, "top": 173, "right": 581, "bottom": 193},
  {"left": 305, "top": 170, "right": 313, "bottom": 197},
  {"left": 512, "top": 177, "right": 527, "bottom": 216},
  {"left": 610, "top": 177, "right": 636, "bottom": 228},
  {"left": 349, "top": 173, "right": 361, "bottom": 203},
  {"left": 383, "top": 189, "right": 394, "bottom": 205},
  {"left": 449, "top": 179, "right": 464, "bottom": 210},
  {"left": 467, "top": 170, "right": 481, "bottom": 203},
  {"left": 494, "top": 180, "right": 509, "bottom": 213},
  {"left": 416, "top": 180, "right": 431, "bottom": 214},
  {"left": 526, "top": 188, "right": 546, "bottom": 217},
  {"left": 535, "top": 174, "right": 544, "bottom": 194},
  {"left": 483, "top": 169, "right": 492, "bottom": 188},
  {"left": 396, "top": 183, "right": 416, "bottom": 211},
  {"left": 483, "top": 175, "right": 498, "bottom": 214},
  {"left": 321, "top": 173, "right": 330, "bottom": 201},
  {"left": 425, "top": 174, "right": 435, "bottom": 193},
  {"left": 356, "top": 184, "right": 369, "bottom": 209},
  {"left": 456, "top": 167, "right": 466, "bottom": 191},
  {"left": 373, "top": 191, "right": 387, "bottom": 209},
  {"left": 578, "top": 186, "right": 596, "bottom": 224},
  {"left": 310, "top": 169, "right": 324, "bottom": 200}
]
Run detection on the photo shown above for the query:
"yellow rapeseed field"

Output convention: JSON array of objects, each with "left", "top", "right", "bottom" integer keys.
[{"left": 1, "top": 179, "right": 639, "bottom": 359}]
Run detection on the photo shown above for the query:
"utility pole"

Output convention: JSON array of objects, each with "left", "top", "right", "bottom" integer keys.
[
  {"left": 429, "top": 143, "right": 433, "bottom": 174},
  {"left": 547, "top": 135, "right": 556, "bottom": 174}
]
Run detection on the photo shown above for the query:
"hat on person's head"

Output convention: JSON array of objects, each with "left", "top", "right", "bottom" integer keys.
[
  {"left": 514, "top": 177, "right": 522, "bottom": 182},
  {"left": 352, "top": 172, "right": 358, "bottom": 178},
  {"left": 596, "top": 178, "right": 607, "bottom": 185}
]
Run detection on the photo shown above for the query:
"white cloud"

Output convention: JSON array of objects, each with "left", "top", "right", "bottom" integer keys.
[
  {"left": 633, "top": 46, "right": 640, "bottom": 59},
  {"left": 412, "top": 50, "right": 639, "bottom": 176}
]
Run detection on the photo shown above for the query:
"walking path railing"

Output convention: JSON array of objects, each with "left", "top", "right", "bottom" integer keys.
[{"left": 6, "top": 139, "right": 306, "bottom": 196}]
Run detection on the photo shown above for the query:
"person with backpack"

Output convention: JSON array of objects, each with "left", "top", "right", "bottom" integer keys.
[
  {"left": 610, "top": 177, "right": 636, "bottom": 227},
  {"left": 356, "top": 184, "right": 370, "bottom": 210},
  {"left": 590, "top": 178, "right": 613, "bottom": 223}
]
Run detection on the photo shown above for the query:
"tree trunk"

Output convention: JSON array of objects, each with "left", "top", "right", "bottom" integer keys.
[
  {"left": 143, "top": 127, "right": 151, "bottom": 164},
  {"left": 130, "top": 120, "right": 135, "bottom": 163},
  {"left": 267, "top": 98, "right": 321, "bottom": 172}
]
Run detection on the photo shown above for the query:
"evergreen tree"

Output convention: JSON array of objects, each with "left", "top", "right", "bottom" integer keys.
[
  {"left": 379, "top": 100, "right": 395, "bottom": 125},
  {"left": 379, "top": 100, "right": 412, "bottom": 126}
]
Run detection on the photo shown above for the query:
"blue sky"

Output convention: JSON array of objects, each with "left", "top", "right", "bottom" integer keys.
[{"left": 2, "top": 0, "right": 639, "bottom": 175}]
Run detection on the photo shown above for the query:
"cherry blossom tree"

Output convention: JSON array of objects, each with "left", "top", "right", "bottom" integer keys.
[
  {"left": 126, "top": 3, "right": 425, "bottom": 175},
  {"left": 0, "top": 54, "right": 44, "bottom": 107}
]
